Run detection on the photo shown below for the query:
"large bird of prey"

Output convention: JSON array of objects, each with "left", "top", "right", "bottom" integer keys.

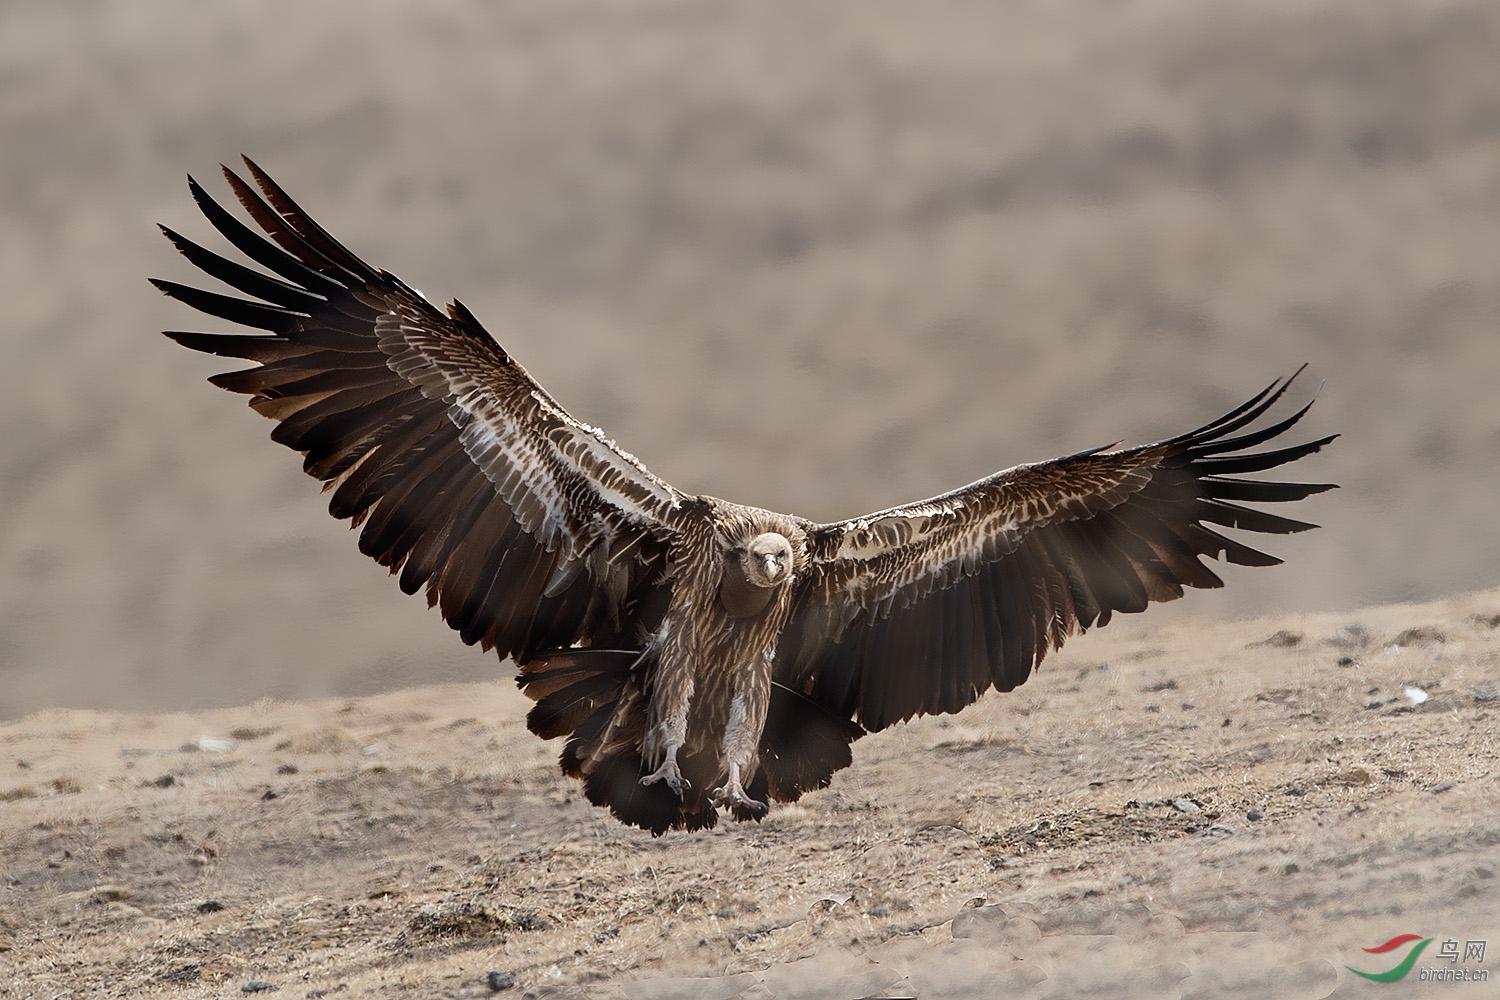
[{"left": 155, "top": 158, "right": 1336, "bottom": 834}]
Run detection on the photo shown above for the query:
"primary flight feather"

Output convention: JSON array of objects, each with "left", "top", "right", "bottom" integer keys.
[{"left": 155, "top": 158, "right": 1337, "bottom": 834}]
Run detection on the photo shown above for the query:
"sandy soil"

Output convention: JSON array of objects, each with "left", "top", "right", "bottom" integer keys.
[{"left": 4, "top": 589, "right": 1499, "bottom": 997}]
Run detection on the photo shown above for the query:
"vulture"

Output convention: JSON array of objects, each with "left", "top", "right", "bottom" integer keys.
[{"left": 154, "top": 158, "right": 1337, "bottom": 834}]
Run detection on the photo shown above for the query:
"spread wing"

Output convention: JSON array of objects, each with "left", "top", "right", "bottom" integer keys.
[
  {"left": 153, "top": 158, "right": 684, "bottom": 662},
  {"left": 776, "top": 372, "right": 1336, "bottom": 731}
]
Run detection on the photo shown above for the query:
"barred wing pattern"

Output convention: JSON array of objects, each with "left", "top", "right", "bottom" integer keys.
[
  {"left": 153, "top": 159, "right": 683, "bottom": 663},
  {"left": 776, "top": 374, "right": 1337, "bottom": 732}
]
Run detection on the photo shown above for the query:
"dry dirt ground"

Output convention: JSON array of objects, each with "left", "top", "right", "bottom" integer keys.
[{"left": 4, "top": 589, "right": 1499, "bottom": 998}]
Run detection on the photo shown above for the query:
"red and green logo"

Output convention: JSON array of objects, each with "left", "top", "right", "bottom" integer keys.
[{"left": 1347, "top": 934, "right": 1434, "bottom": 982}]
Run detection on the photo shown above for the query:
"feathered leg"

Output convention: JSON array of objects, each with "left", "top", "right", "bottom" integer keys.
[
  {"left": 640, "top": 675, "right": 693, "bottom": 797},
  {"left": 710, "top": 667, "right": 770, "bottom": 815}
]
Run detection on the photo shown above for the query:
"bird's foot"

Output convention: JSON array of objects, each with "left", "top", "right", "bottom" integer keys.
[
  {"left": 710, "top": 776, "right": 768, "bottom": 816},
  {"left": 639, "top": 754, "right": 689, "bottom": 798}
]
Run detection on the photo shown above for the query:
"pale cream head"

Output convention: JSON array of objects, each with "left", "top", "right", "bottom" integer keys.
[{"left": 743, "top": 532, "right": 794, "bottom": 588}]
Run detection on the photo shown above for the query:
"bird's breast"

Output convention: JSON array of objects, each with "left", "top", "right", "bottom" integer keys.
[{"left": 716, "top": 567, "right": 778, "bottom": 618}]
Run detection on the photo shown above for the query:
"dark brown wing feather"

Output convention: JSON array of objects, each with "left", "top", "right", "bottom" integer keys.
[
  {"left": 155, "top": 158, "right": 684, "bottom": 664},
  {"left": 776, "top": 371, "right": 1336, "bottom": 731}
]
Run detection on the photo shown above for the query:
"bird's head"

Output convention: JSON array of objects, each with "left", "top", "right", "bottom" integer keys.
[{"left": 742, "top": 532, "right": 794, "bottom": 589}]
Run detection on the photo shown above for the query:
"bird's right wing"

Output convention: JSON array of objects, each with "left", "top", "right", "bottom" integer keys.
[{"left": 154, "top": 158, "right": 685, "bottom": 661}]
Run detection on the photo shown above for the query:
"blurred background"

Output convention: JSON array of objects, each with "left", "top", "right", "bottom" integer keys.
[{"left": 2, "top": 0, "right": 1497, "bottom": 719}]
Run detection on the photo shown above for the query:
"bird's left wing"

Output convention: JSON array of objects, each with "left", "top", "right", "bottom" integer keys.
[
  {"left": 775, "top": 372, "right": 1336, "bottom": 731},
  {"left": 153, "top": 158, "right": 684, "bottom": 662}
]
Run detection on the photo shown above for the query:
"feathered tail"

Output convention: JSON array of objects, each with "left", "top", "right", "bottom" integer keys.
[{"left": 518, "top": 649, "right": 864, "bottom": 834}]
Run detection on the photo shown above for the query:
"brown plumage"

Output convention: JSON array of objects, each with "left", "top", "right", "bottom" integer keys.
[{"left": 155, "top": 158, "right": 1337, "bottom": 834}]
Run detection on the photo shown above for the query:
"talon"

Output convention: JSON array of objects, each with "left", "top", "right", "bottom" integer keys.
[
  {"left": 710, "top": 783, "right": 767, "bottom": 815},
  {"left": 640, "top": 757, "right": 689, "bottom": 798}
]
